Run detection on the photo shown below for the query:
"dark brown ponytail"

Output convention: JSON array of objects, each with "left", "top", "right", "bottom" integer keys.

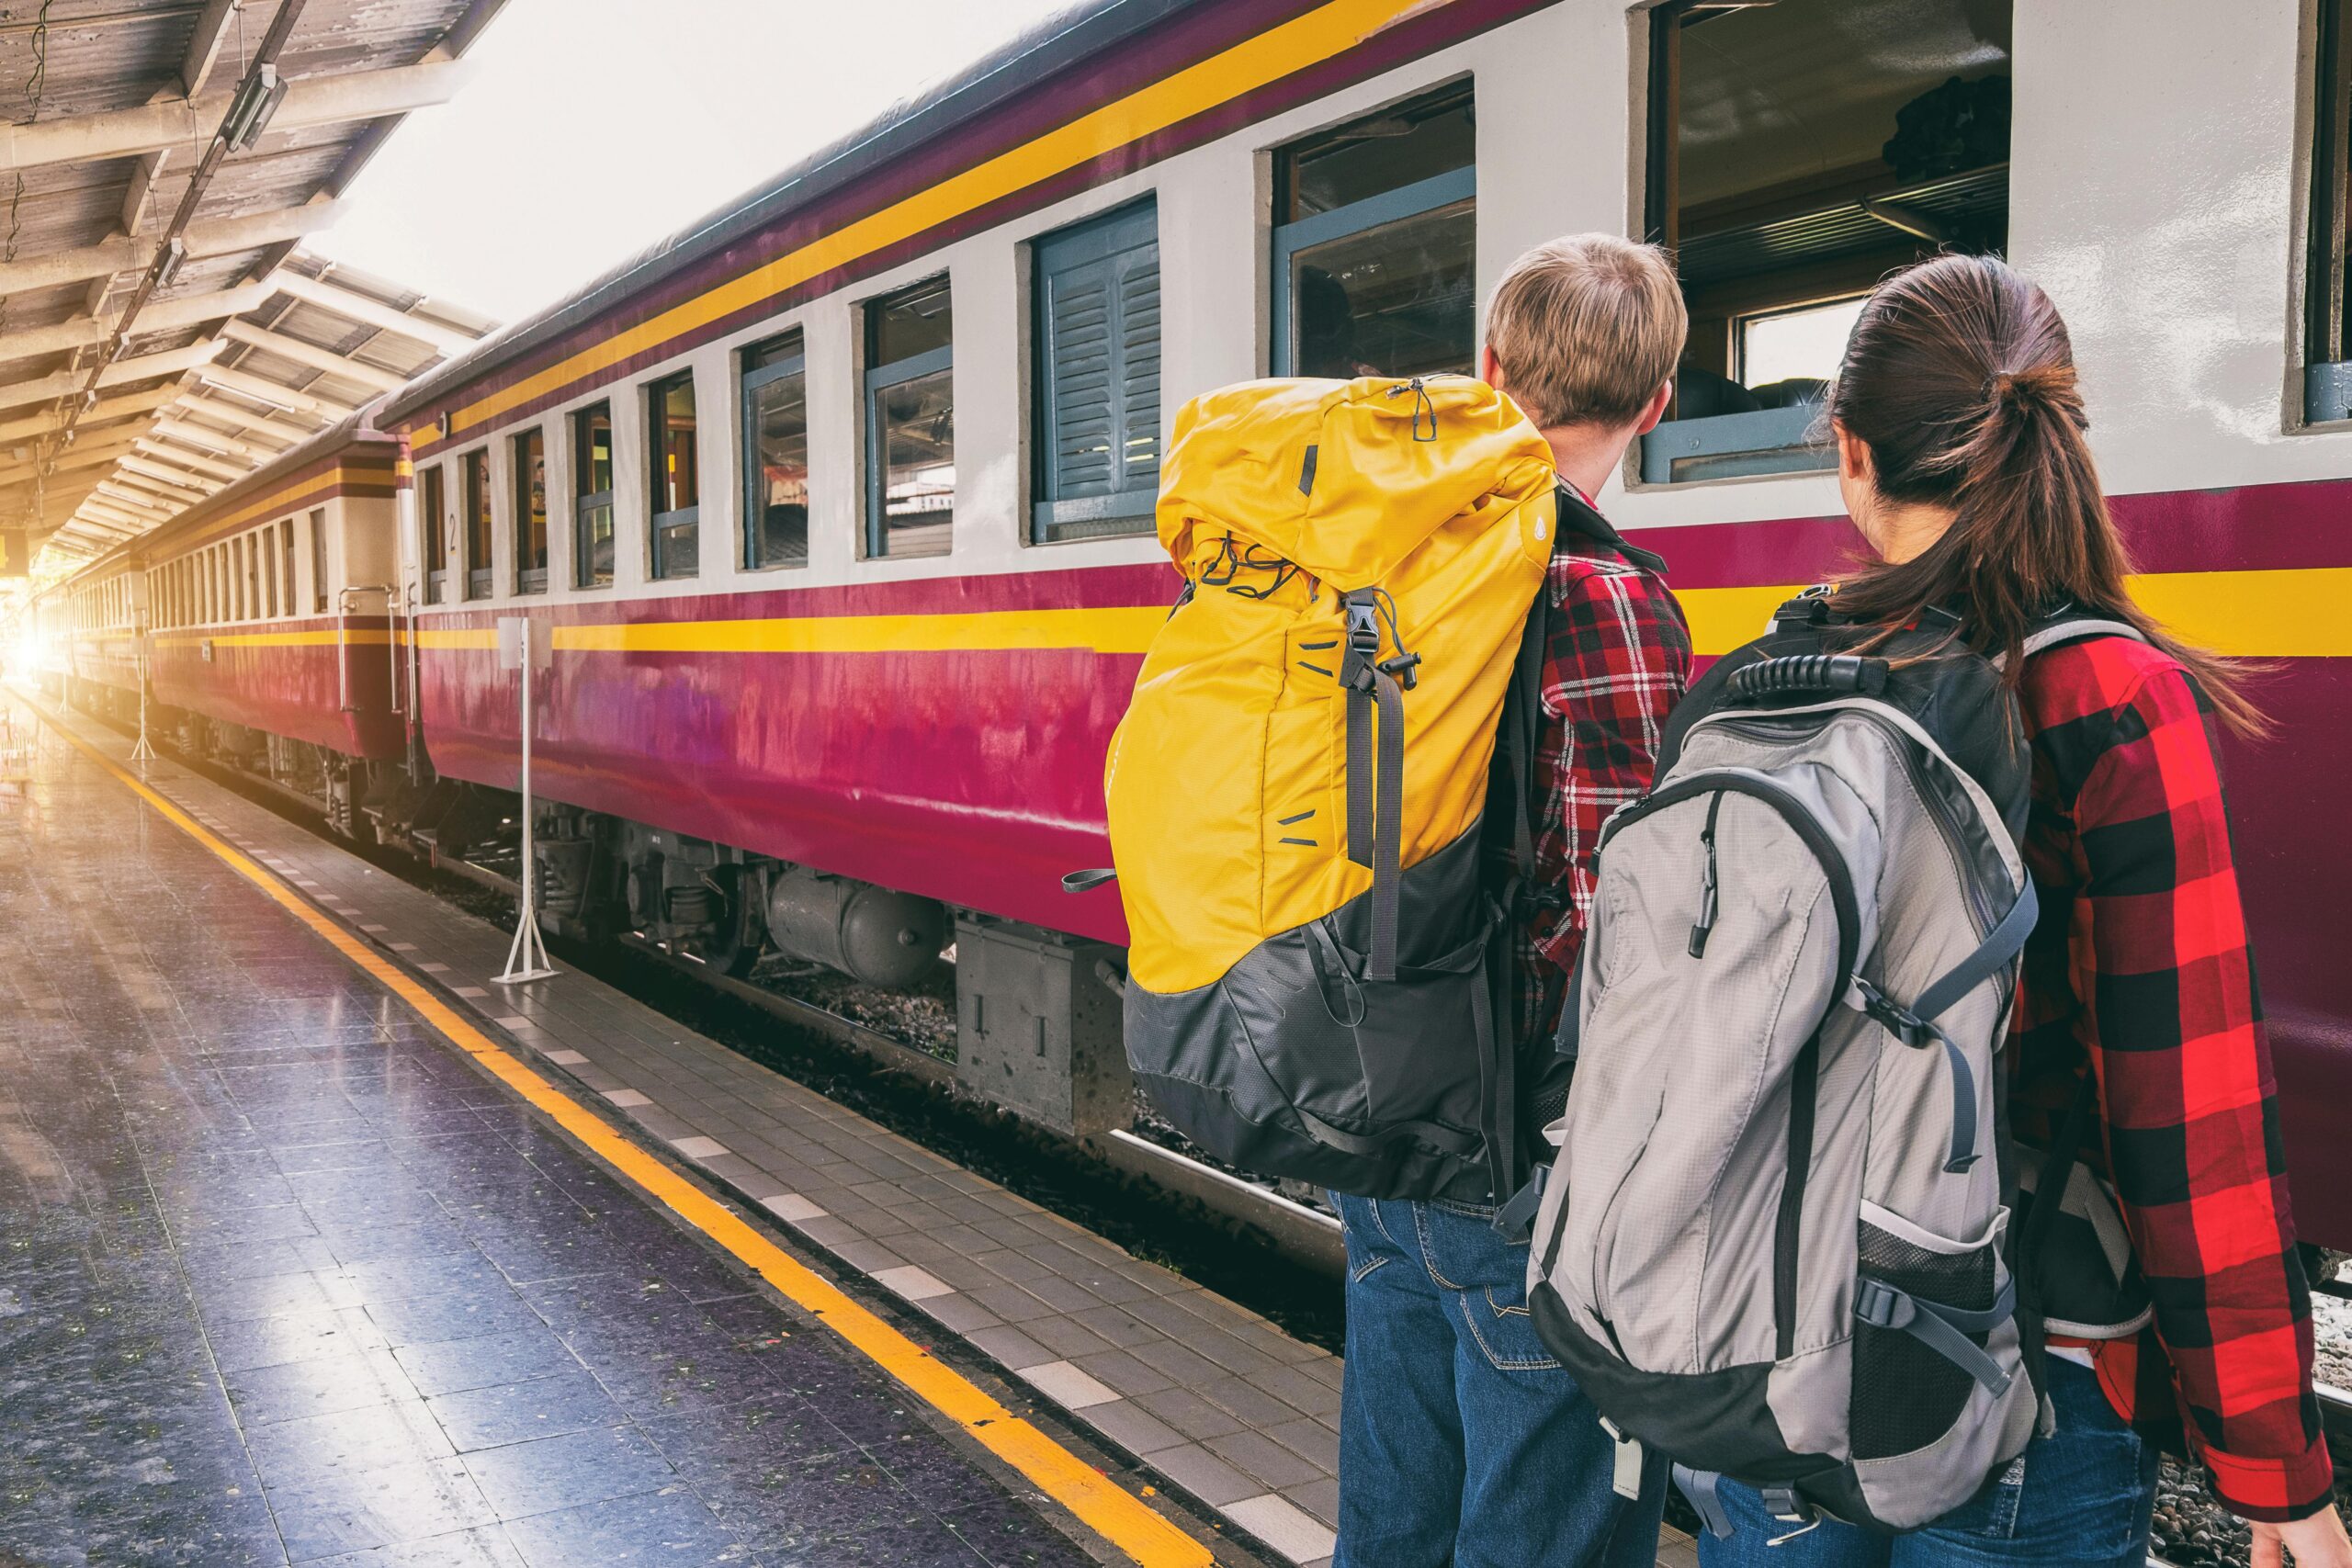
[{"left": 1827, "top": 254, "right": 2264, "bottom": 735}]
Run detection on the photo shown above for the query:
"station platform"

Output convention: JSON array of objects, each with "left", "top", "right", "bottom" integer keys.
[{"left": 0, "top": 689, "right": 1700, "bottom": 1568}]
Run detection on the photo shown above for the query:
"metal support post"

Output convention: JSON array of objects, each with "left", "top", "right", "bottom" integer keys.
[{"left": 496, "top": 615, "right": 555, "bottom": 984}]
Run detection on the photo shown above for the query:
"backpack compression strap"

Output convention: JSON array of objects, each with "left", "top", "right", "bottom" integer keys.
[
  {"left": 1846, "top": 877, "right": 2040, "bottom": 1174},
  {"left": 1340, "top": 590, "right": 1411, "bottom": 982}
]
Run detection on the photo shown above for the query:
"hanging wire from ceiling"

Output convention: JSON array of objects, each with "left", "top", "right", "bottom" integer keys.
[{"left": 0, "top": 0, "right": 57, "bottom": 343}]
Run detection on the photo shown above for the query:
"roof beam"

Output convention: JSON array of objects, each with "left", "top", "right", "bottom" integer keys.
[
  {"left": 116, "top": 456, "right": 216, "bottom": 499},
  {"left": 0, "top": 385, "right": 180, "bottom": 445},
  {"left": 132, "top": 438, "right": 248, "bottom": 483},
  {"left": 96, "top": 482, "right": 182, "bottom": 519},
  {"left": 0, "top": 342, "right": 222, "bottom": 415},
  {"left": 0, "top": 279, "right": 278, "bottom": 366},
  {"left": 0, "top": 61, "right": 473, "bottom": 175},
  {"left": 270, "top": 270, "right": 478, "bottom": 355},
  {"left": 194, "top": 362, "right": 356, "bottom": 418},
  {"left": 219, "top": 319, "right": 408, "bottom": 394},
  {"left": 0, "top": 435, "right": 150, "bottom": 484},
  {"left": 151, "top": 417, "right": 288, "bottom": 464},
  {"left": 170, "top": 396, "right": 317, "bottom": 448},
  {"left": 0, "top": 206, "right": 337, "bottom": 296},
  {"left": 180, "top": 0, "right": 244, "bottom": 97}
]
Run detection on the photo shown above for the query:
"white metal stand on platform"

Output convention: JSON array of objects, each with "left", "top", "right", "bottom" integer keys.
[
  {"left": 496, "top": 615, "right": 556, "bottom": 984},
  {"left": 129, "top": 631, "right": 155, "bottom": 763}
]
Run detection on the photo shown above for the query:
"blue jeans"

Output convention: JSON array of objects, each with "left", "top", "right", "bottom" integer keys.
[
  {"left": 1695, "top": 1358, "right": 2159, "bottom": 1568},
  {"left": 1333, "top": 1193, "right": 1667, "bottom": 1568}
]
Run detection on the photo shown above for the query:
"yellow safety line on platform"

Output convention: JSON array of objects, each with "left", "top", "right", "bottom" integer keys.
[{"left": 28, "top": 701, "right": 1214, "bottom": 1568}]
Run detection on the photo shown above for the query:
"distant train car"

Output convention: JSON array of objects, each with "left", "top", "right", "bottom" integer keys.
[
  {"left": 45, "top": 417, "right": 412, "bottom": 838},
  {"left": 337, "top": 0, "right": 2352, "bottom": 1234},
  {"left": 35, "top": 557, "right": 143, "bottom": 710}
]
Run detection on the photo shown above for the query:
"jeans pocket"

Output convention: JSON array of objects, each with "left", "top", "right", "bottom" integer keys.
[{"left": 1457, "top": 1281, "right": 1560, "bottom": 1372}]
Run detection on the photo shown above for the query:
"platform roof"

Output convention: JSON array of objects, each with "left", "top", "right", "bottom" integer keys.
[{"left": 0, "top": 0, "right": 507, "bottom": 570}]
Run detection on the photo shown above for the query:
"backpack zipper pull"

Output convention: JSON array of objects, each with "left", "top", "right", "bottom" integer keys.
[{"left": 1688, "top": 791, "right": 1724, "bottom": 958}]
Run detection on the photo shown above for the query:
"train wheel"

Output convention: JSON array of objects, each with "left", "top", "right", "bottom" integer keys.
[{"left": 702, "top": 866, "right": 763, "bottom": 979}]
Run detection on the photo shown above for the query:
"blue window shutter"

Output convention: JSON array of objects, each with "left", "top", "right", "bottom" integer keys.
[{"left": 1035, "top": 200, "right": 1159, "bottom": 537}]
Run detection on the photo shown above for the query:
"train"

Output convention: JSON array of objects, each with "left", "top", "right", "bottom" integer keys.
[{"left": 22, "top": 0, "right": 2352, "bottom": 1246}]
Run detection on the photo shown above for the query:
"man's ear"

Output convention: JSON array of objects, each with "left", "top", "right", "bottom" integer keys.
[
  {"left": 1634, "top": 379, "right": 1674, "bottom": 436},
  {"left": 1479, "top": 343, "right": 1506, "bottom": 394}
]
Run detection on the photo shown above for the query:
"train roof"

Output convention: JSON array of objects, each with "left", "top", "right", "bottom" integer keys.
[{"left": 381, "top": 0, "right": 1203, "bottom": 425}]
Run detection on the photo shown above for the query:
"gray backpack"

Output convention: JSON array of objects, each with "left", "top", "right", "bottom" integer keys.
[{"left": 1522, "top": 599, "right": 2142, "bottom": 1537}]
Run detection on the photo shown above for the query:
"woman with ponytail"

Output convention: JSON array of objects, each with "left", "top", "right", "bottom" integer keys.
[{"left": 1698, "top": 254, "right": 2349, "bottom": 1567}]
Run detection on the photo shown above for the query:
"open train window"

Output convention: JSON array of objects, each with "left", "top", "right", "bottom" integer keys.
[
  {"left": 1639, "top": 0, "right": 2011, "bottom": 484},
  {"left": 310, "top": 511, "right": 327, "bottom": 613},
  {"left": 574, "top": 403, "right": 614, "bottom": 588},
  {"left": 421, "top": 464, "right": 447, "bottom": 603},
  {"left": 2310, "top": 0, "right": 2352, "bottom": 421},
  {"left": 648, "top": 372, "right": 699, "bottom": 579},
  {"left": 462, "top": 450, "right": 492, "bottom": 600},
  {"left": 278, "top": 519, "right": 294, "bottom": 619},
  {"left": 1273, "top": 81, "right": 1476, "bottom": 378},
  {"left": 865, "top": 278, "right": 955, "bottom": 559},
  {"left": 741, "top": 332, "right": 808, "bottom": 570},
  {"left": 1033, "top": 200, "right": 1159, "bottom": 543},
  {"left": 513, "top": 427, "right": 548, "bottom": 594}
]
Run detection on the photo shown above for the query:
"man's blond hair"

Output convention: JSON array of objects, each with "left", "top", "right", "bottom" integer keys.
[{"left": 1484, "top": 234, "right": 1687, "bottom": 428}]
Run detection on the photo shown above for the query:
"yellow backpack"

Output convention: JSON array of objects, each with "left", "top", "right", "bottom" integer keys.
[{"left": 1099, "top": 375, "right": 1557, "bottom": 1201}]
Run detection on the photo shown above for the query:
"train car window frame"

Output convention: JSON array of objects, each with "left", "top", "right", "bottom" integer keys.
[
  {"left": 1031, "top": 198, "right": 1162, "bottom": 544},
  {"left": 864, "top": 276, "right": 956, "bottom": 559},
  {"left": 422, "top": 463, "right": 448, "bottom": 604},
  {"left": 513, "top": 426, "right": 548, "bottom": 594},
  {"left": 278, "top": 518, "right": 295, "bottom": 619},
  {"left": 1634, "top": 0, "right": 2012, "bottom": 485},
  {"left": 647, "top": 370, "right": 700, "bottom": 580},
  {"left": 310, "top": 510, "right": 328, "bottom": 613},
  {"left": 2309, "top": 0, "right": 2352, "bottom": 422},
  {"left": 573, "top": 402, "right": 616, "bottom": 589},
  {"left": 740, "top": 332, "right": 809, "bottom": 571},
  {"left": 462, "top": 448, "right": 493, "bottom": 601},
  {"left": 1270, "top": 80, "right": 1478, "bottom": 379}
]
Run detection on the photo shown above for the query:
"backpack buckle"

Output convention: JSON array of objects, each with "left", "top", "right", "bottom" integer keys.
[
  {"left": 1849, "top": 976, "right": 1934, "bottom": 1049},
  {"left": 1852, "top": 1276, "right": 1915, "bottom": 1330},
  {"left": 1344, "top": 598, "right": 1382, "bottom": 653},
  {"left": 1377, "top": 650, "right": 1421, "bottom": 691}
]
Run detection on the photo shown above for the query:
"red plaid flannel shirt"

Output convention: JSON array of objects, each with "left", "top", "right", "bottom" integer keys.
[
  {"left": 1512, "top": 490, "right": 1691, "bottom": 1040},
  {"left": 2012, "top": 636, "right": 2331, "bottom": 1522}
]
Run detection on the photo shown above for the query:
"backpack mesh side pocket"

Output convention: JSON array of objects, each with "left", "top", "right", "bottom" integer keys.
[{"left": 1850, "top": 1217, "right": 2000, "bottom": 1460}]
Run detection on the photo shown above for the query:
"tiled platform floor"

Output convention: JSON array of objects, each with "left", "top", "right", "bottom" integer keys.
[
  {"left": 0, "top": 700, "right": 1148, "bottom": 1568},
  {"left": 5, "top": 689, "right": 1699, "bottom": 1568}
]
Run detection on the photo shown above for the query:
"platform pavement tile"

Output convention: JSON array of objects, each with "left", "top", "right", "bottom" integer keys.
[
  {"left": 209, "top": 1303, "right": 394, "bottom": 1374},
  {"left": 913, "top": 1293, "right": 1003, "bottom": 1337},
  {"left": 224, "top": 1346, "right": 419, "bottom": 1428},
  {"left": 1290, "top": 1474, "right": 1340, "bottom": 1527},
  {"left": 391, "top": 1328, "right": 586, "bottom": 1400},
  {"left": 498, "top": 1485, "right": 750, "bottom": 1568},
  {"left": 1204, "top": 1427, "right": 1329, "bottom": 1492},
  {"left": 243, "top": 1396, "right": 458, "bottom": 1487},
  {"left": 1127, "top": 1386, "right": 1250, "bottom": 1444},
  {"left": 458, "top": 1422, "right": 679, "bottom": 1521},
  {"left": 1226, "top": 1492, "right": 1339, "bottom": 1565},
  {"left": 265, "top": 1455, "right": 501, "bottom": 1563},
  {"left": 1142, "top": 1441, "right": 1261, "bottom": 1508},
  {"left": 424, "top": 1368, "right": 628, "bottom": 1452},
  {"left": 1261, "top": 1415, "right": 1342, "bottom": 1473}
]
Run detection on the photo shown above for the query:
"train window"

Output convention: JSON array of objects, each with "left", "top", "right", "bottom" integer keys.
[
  {"left": 260, "top": 529, "right": 277, "bottom": 619},
  {"left": 278, "top": 519, "right": 295, "bottom": 618},
  {"left": 2309, "top": 0, "right": 2352, "bottom": 421},
  {"left": 573, "top": 403, "right": 615, "bottom": 588},
  {"left": 1639, "top": 0, "right": 2010, "bottom": 483},
  {"left": 1032, "top": 200, "right": 1160, "bottom": 543},
  {"left": 463, "top": 450, "right": 493, "bottom": 600},
  {"left": 513, "top": 427, "right": 548, "bottom": 593},
  {"left": 1272, "top": 81, "right": 1476, "bottom": 378},
  {"left": 648, "top": 371, "right": 699, "bottom": 579},
  {"left": 865, "top": 277, "right": 956, "bottom": 558},
  {"left": 421, "top": 464, "right": 447, "bottom": 603},
  {"left": 741, "top": 333, "right": 808, "bottom": 570},
  {"left": 310, "top": 510, "right": 327, "bottom": 613}
]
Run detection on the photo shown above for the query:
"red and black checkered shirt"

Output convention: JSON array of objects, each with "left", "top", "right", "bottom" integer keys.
[
  {"left": 1513, "top": 490, "right": 1692, "bottom": 1041},
  {"left": 2012, "top": 635, "right": 2331, "bottom": 1522}
]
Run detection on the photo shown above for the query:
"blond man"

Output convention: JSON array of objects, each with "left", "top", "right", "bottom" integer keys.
[{"left": 1330, "top": 235, "right": 1692, "bottom": 1568}]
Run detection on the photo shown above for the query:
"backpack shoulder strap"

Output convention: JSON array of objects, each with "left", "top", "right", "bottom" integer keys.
[{"left": 1996, "top": 613, "right": 2148, "bottom": 670}]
